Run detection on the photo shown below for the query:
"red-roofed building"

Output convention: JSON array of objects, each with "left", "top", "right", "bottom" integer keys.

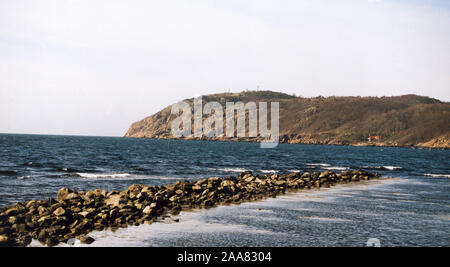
[{"left": 368, "top": 136, "right": 381, "bottom": 142}]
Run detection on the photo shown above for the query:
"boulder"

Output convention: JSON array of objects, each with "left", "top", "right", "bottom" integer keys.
[
  {"left": 78, "top": 211, "right": 95, "bottom": 218},
  {"left": 301, "top": 172, "right": 310, "bottom": 178},
  {"left": 0, "top": 235, "right": 10, "bottom": 245},
  {"left": 127, "top": 185, "right": 144, "bottom": 199},
  {"left": 192, "top": 185, "right": 202, "bottom": 192},
  {"left": 17, "top": 235, "right": 32, "bottom": 246},
  {"left": 319, "top": 171, "right": 332, "bottom": 178},
  {"left": 142, "top": 206, "right": 153, "bottom": 215},
  {"left": 38, "top": 206, "right": 50, "bottom": 216},
  {"left": 106, "top": 190, "right": 120, "bottom": 197},
  {"left": 13, "top": 223, "right": 26, "bottom": 233},
  {"left": 105, "top": 194, "right": 121, "bottom": 207},
  {"left": 85, "top": 189, "right": 106, "bottom": 199},
  {"left": 53, "top": 207, "right": 66, "bottom": 216},
  {"left": 79, "top": 235, "right": 95, "bottom": 244},
  {"left": 65, "top": 193, "right": 80, "bottom": 201},
  {"left": 238, "top": 171, "right": 253, "bottom": 179},
  {"left": 195, "top": 179, "right": 208, "bottom": 186},
  {"left": 244, "top": 176, "right": 255, "bottom": 183},
  {"left": 57, "top": 187, "right": 73, "bottom": 202},
  {"left": 4, "top": 207, "right": 18, "bottom": 216},
  {"left": 37, "top": 216, "right": 52, "bottom": 225},
  {"left": 208, "top": 177, "right": 220, "bottom": 184},
  {"left": 175, "top": 189, "right": 184, "bottom": 195},
  {"left": 25, "top": 200, "right": 40, "bottom": 210},
  {"left": 8, "top": 216, "right": 18, "bottom": 224},
  {"left": 45, "top": 237, "right": 59, "bottom": 247},
  {"left": 141, "top": 186, "right": 152, "bottom": 193},
  {"left": 136, "top": 191, "right": 149, "bottom": 202},
  {"left": 221, "top": 180, "right": 235, "bottom": 187}
]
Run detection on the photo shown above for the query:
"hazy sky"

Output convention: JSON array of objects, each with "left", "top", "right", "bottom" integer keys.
[{"left": 1, "top": 0, "right": 449, "bottom": 136}]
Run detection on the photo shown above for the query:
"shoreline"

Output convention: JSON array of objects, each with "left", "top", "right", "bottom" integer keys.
[
  {"left": 1, "top": 169, "right": 382, "bottom": 247},
  {"left": 123, "top": 136, "right": 450, "bottom": 150},
  {"left": 1, "top": 133, "right": 448, "bottom": 150}
]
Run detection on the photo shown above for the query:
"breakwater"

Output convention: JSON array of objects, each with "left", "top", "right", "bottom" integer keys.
[{"left": 0, "top": 170, "right": 380, "bottom": 247}]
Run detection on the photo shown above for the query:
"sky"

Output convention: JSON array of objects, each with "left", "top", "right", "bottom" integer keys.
[{"left": 0, "top": 0, "right": 449, "bottom": 136}]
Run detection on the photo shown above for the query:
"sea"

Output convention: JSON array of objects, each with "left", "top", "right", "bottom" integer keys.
[{"left": 0, "top": 134, "right": 448, "bottom": 247}]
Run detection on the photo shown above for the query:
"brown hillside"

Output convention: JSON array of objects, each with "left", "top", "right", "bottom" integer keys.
[{"left": 124, "top": 91, "right": 450, "bottom": 149}]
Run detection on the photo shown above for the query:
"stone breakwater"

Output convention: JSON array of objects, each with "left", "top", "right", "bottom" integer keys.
[{"left": 0, "top": 169, "right": 380, "bottom": 247}]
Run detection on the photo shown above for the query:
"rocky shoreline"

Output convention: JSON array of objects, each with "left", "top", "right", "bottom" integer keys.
[
  {"left": 127, "top": 136, "right": 450, "bottom": 150},
  {"left": 0, "top": 169, "right": 381, "bottom": 247}
]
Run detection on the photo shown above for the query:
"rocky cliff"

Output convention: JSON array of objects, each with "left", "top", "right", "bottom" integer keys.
[{"left": 125, "top": 91, "right": 450, "bottom": 149}]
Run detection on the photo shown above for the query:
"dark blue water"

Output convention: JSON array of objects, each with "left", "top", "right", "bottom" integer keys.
[{"left": 1, "top": 134, "right": 449, "bottom": 247}]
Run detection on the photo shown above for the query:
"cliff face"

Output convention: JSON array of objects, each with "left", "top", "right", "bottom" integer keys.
[{"left": 125, "top": 91, "right": 450, "bottom": 149}]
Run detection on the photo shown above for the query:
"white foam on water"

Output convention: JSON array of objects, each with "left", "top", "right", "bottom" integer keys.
[
  {"left": 306, "top": 163, "right": 331, "bottom": 167},
  {"left": 76, "top": 173, "right": 132, "bottom": 179},
  {"left": 383, "top": 166, "right": 403, "bottom": 171},
  {"left": 212, "top": 167, "right": 248, "bottom": 173},
  {"left": 323, "top": 166, "right": 349, "bottom": 171},
  {"left": 361, "top": 166, "right": 403, "bottom": 171},
  {"left": 424, "top": 173, "right": 450, "bottom": 178},
  {"left": 152, "top": 176, "right": 187, "bottom": 181},
  {"left": 74, "top": 173, "right": 186, "bottom": 181}
]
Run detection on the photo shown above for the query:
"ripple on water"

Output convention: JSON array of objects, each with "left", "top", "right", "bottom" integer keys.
[{"left": 299, "top": 216, "right": 352, "bottom": 223}]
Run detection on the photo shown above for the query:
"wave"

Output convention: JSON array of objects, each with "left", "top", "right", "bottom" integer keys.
[
  {"left": 152, "top": 176, "right": 187, "bottom": 181},
  {"left": 323, "top": 166, "right": 349, "bottom": 171},
  {"left": 361, "top": 166, "right": 403, "bottom": 171},
  {"left": 0, "top": 170, "right": 18, "bottom": 176},
  {"left": 306, "top": 163, "right": 331, "bottom": 167},
  {"left": 24, "top": 162, "right": 43, "bottom": 167},
  {"left": 60, "top": 168, "right": 83, "bottom": 173},
  {"left": 383, "top": 166, "right": 403, "bottom": 171},
  {"left": 212, "top": 167, "right": 249, "bottom": 173},
  {"left": 306, "top": 163, "right": 348, "bottom": 171},
  {"left": 75, "top": 173, "right": 132, "bottom": 179},
  {"left": 73, "top": 172, "right": 187, "bottom": 181},
  {"left": 424, "top": 174, "right": 450, "bottom": 178},
  {"left": 17, "top": 175, "right": 31, "bottom": 180}
]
